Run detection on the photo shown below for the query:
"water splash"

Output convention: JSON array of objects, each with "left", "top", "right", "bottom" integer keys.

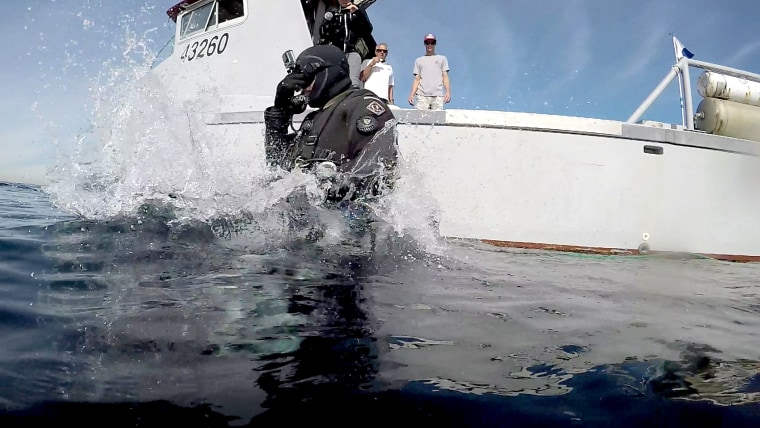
[
  {"left": 373, "top": 149, "right": 445, "bottom": 256},
  {"left": 43, "top": 6, "right": 445, "bottom": 257}
]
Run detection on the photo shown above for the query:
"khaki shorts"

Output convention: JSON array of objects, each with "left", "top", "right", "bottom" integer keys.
[{"left": 414, "top": 95, "right": 445, "bottom": 111}]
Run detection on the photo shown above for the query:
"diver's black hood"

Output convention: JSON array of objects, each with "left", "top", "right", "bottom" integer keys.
[{"left": 295, "top": 45, "right": 351, "bottom": 108}]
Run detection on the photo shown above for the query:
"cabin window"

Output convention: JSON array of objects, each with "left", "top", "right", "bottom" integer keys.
[
  {"left": 218, "top": 0, "right": 245, "bottom": 23},
  {"left": 179, "top": 0, "right": 244, "bottom": 40},
  {"left": 180, "top": 1, "right": 215, "bottom": 39}
]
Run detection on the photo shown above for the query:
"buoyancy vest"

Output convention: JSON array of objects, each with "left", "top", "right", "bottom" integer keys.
[{"left": 293, "top": 89, "right": 356, "bottom": 167}]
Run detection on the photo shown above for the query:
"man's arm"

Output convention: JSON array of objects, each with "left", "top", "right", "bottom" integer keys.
[
  {"left": 408, "top": 74, "right": 420, "bottom": 105},
  {"left": 442, "top": 56, "right": 451, "bottom": 103},
  {"left": 351, "top": 9, "right": 373, "bottom": 36},
  {"left": 388, "top": 66, "right": 395, "bottom": 104},
  {"left": 263, "top": 107, "right": 296, "bottom": 169},
  {"left": 323, "top": 94, "right": 397, "bottom": 201},
  {"left": 266, "top": 72, "right": 309, "bottom": 168},
  {"left": 360, "top": 59, "right": 375, "bottom": 82},
  {"left": 442, "top": 71, "right": 451, "bottom": 103},
  {"left": 343, "top": 95, "right": 397, "bottom": 178}
]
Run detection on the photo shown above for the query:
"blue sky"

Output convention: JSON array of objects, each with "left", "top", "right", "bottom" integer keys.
[{"left": 2, "top": 0, "right": 760, "bottom": 185}]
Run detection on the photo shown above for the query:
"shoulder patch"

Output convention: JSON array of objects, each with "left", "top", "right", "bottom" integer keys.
[
  {"left": 356, "top": 116, "right": 378, "bottom": 135},
  {"left": 365, "top": 100, "right": 386, "bottom": 116}
]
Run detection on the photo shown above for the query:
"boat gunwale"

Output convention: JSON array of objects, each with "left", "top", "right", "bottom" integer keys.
[{"left": 205, "top": 108, "right": 760, "bottom": 157}]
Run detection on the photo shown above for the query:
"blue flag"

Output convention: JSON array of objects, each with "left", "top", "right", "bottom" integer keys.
[{"left": 673, "top": 36, "right": 694, "bottom": 60}]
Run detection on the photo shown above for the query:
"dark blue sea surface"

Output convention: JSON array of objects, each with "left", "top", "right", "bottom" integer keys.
[{"left": 1, "top": 181, "right": 760, "bottom": 427}]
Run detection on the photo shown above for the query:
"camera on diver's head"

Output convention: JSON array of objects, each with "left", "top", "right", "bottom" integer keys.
[
  {"left": 282, "top": 49, "right": 298, "bottom": 74},
  {"left": 280, "top": 49, "right": 309, "bottom": 113}
]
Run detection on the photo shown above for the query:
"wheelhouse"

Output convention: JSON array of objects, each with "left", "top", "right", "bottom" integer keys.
[
  {"left": 168, "top": 0, "right": 246, "bottom": 40},
  {"left": 164, "top": 0, "right": 374, "bottom": 47}
]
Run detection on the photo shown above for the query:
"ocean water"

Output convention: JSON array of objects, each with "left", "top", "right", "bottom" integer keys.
[
  {"left": 2, "top": 180, "right": 760, "bottom": 427},
  {"left": 5, "top": 4, "right": 760, "bottom": 424}
]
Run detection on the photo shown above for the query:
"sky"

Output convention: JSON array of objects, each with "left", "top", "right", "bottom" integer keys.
[{"left": 2, "top": 0, "right": 760, "bottom": 185}]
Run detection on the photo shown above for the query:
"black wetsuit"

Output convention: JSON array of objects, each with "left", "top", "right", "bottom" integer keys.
[{"left": 264, "top": 89, "right": 396, "bottom": 202}]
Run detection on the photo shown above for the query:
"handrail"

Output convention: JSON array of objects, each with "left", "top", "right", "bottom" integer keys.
[
  {"left": 689, "top": 59, "right": 760, "bottom": 84},
  {"left": 626, "top": 60, "right": 683, "bottom": 126},
  {"left": 627, "top": 58, "right": 760, "bottom": 129}
]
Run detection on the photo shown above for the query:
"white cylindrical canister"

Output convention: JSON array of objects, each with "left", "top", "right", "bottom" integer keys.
[
  {"left": 695, "top": 97, "right": 760, "bottom": 142},
  {"left": 697, "top": 71, "right": 760, "bottom": 107}
]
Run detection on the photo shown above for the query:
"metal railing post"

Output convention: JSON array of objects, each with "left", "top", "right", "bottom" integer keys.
[
  {"left": 682, "top": 59, "right": 694, "bottom": 129},
  {"left": 626, "top": 66, "right": 679, "bottom": 124},
  {"left": 628, "top": 56, "right": 760, "bottom": 127}
]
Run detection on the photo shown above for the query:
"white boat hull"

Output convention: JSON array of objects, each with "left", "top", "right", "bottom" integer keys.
[
  {"left": 398, "top": 111, "right": 760, "bottom": 261},
  {"left": 202, "top": 107, "right": 760, "bottom": 261}
]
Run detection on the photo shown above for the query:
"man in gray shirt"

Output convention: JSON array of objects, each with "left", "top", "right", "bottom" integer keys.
[{"left": 407, "top": 33, "right": 451, "bottom": 110}]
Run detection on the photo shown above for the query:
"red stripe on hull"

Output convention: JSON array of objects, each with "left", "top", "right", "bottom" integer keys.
[{"left": 480, "top": 240, "right": 760, "bottom": 263}]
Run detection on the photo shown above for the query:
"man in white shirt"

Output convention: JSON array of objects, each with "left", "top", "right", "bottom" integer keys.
[{"left": 360, "top": 43, "right": 394, "bottom": 104}]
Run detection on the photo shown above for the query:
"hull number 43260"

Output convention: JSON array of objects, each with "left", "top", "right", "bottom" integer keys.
[{"left": 180, "top": 33, "right": 230, "bottom": 62}]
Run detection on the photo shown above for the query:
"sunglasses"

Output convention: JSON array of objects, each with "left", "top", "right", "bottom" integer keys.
[
  {"left": 376, "top": 49, "right": 388, "bottom": 53},
  {"left": 424, "top": 41, "right": 436, "bottom": 45}
]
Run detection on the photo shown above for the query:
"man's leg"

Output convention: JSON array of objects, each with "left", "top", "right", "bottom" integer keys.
[
  {"left": 346, "top": 52, "right": 362, "bottom": 89},
  {"left": 431, "top": 96, "right": 445, "bottom": 110},
  {"left": 414, "top": 95, "right": 432, "bottom": 110}
]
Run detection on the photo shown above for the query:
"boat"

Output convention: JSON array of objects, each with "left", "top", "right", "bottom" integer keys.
[{"left": 150, "top": 0, "right": 760, "bottom": 262}]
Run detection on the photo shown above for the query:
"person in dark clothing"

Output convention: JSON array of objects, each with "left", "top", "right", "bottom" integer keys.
[
  {"left": 316, "top": 0, "right": 374, "bottom": 88},
  {"left": 264, "top": 44, "right": 397, "bottom": 203}
]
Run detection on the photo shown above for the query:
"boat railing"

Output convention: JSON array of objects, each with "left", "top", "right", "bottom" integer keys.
[
  {"left": 627, "top": 57, "right": 760, "bottom": 130},
  {"left": 151, "top": 36, "right": 176, "bottom": 69}
]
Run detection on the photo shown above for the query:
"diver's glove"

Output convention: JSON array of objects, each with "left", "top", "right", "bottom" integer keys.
[{"left": 274, "top": 72, "right": 309, "bottom": 110}]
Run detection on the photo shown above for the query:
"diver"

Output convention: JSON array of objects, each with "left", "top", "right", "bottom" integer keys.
[
  {"left": 316, "top": 0, "right": 374, "bottom": 88},
  {"left": 264, "top": 44, "right": 397, "bottom": 205}
]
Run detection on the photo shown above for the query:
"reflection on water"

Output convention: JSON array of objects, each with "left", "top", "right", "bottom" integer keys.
[
  {"left": 1, "top": 195, "right": 408, "bottom": 423},
  {"left": 1, "top": 186, "right": 760, "bottom": 425}
]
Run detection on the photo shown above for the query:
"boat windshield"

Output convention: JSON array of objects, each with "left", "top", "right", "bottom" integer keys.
[{"left": 177, "top": 0, "right": 245, "bottom": 40}]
